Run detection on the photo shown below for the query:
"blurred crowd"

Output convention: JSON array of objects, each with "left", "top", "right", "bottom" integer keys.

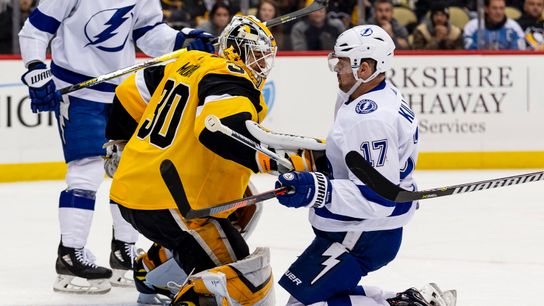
[{"left": 1, "top": 0, "right": 543, "bottom": 53}]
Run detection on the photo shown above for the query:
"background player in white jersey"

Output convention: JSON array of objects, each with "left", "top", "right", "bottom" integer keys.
[
  {"left": 273, "top": 25, "right": 456, "bottom": 306},
  {"left": 18, "top": 0, "right": 214, "bottom": 294}
]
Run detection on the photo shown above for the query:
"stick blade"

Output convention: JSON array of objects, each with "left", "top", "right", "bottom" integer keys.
[
  {"left": 160, "top": 159, "right": 192, "bottom": 217},
  {"left": 345, "top": 151, "right": 403, "bottom": 202}
]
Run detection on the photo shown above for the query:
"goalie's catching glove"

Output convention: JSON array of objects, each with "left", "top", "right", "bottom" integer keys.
[{"left": 275, "top": 171, "right": 332, "bottom": 208}]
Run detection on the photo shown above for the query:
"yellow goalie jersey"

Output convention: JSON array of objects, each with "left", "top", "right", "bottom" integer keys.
[{"left": 108, "top": 50, "right": 268, "bottom": 213}]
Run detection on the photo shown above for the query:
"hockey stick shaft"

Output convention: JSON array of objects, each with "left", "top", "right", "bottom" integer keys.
[
  {"left": 205, "top": 115, "right": 294, "bottom": 169},
  {"left": 160, "top": 159, "right": 289, "bottom": 219},
  {"left": 58, "top": 0, "right": 328, "bottom": 95},
  {"left": 345, "top": 150, "right": 544, "bottom": 203}
]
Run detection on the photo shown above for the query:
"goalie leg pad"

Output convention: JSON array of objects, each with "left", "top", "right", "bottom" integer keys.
[{"left": 173, "top": 247, "right": 275, "bottom": 306}]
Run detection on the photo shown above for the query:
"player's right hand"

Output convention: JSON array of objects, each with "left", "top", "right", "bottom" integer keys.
[{"left": 21, "top": 61, "right": 61, "bottom": 113}]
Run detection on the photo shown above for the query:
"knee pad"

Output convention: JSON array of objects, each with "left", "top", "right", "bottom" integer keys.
[
  {"left": 173, "top": 247, "right": 275, "bottom": 306},
  {"left": 66, "top": 156, "right": 104, "bottom": 191}
]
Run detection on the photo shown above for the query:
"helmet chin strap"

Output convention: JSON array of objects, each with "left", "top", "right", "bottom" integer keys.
[{"left": 337, "top": 68, "right": 380, "bottom": 103}]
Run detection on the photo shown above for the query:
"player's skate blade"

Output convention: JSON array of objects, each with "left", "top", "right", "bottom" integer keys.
[
  {"left": 110, "top": 268, "right": 134, "bottom": 287},
  {"left": 53, "top": 274, "right": 111, "bottom": 294}
]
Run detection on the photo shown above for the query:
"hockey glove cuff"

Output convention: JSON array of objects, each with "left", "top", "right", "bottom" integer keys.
[
  {"left": 181, "top": 28, "right": 215, "bottom": 53},
  {"left": 21, "top": 61, "right": 61, "bottom": 113},
  {"left": 275, "top": 171, "right": 332, "bottom": 208}
]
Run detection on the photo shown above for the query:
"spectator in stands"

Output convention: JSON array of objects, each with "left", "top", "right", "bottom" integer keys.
[
  {"left": 464, "top": 0, "right": 525, "bottom": 49},
  {"left": 415, "top": 0, "right": 476, "bottom": 22},
  {"left": 197, "top": 2, "right": 232, "bottom": 37},
  {"left": 161, "top": 0, "right": 207, "bottom": 28},
  {"left": 517, "top": 0, "right": 544, "bottom": 49},
  {"left": 327, "top": 0, "right": 357, "bottom": 28},
  {"left": 412, "top": 1, "right": 464, "bottom": 49},
  {"left": 290, "top": 3, "right": 345, "bottom": 50},
  {"left": 0, "top": 0, "right": 34, "bottom": 54},
  {"left": 257, "top": 0, "right": 287, "bottom": 49},
  {"left": 368, "top": 0, "right": 410, "bottom": 49}
]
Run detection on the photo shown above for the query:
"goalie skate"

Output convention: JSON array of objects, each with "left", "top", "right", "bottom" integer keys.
[
  {"left": 109, "top": 239, "right": 137, "bottom": 287},
  {"left": 53, "top": 244, "right": 112, "bottom": 294}
]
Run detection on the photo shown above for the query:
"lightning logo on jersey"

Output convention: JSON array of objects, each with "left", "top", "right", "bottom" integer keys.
[
  {"left": 84, "top": 5, "right": 135, "bottom": 52},
  {"left": 311, "top": 243, "right": 346, "bottom": 285}
]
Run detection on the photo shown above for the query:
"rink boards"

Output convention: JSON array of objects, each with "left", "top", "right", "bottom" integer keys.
[{"left": 1, "top": 52, "right": 543, "bottom": 181}]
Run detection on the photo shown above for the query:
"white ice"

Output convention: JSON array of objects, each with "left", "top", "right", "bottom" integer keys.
[{"left": 1, "top": 171, "right": 543, "bottom": 306}]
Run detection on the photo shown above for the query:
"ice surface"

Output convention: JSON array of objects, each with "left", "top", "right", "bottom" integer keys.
[{"left": 1, "top": 171, "right": 543, "bottom": 305}]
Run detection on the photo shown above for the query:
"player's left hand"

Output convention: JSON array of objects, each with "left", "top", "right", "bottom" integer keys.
[
  {"left": 275, "top": 171, "right": 332, "bottom": 208},
  {"left": 181, "top": 28, "right": 215, "bottom": 53}
]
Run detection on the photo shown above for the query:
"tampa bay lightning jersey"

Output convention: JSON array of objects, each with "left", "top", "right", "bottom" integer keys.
[
  {"left": 19, "top": 0, "right": 183, "bottom": 102},
  {"left": 310, "top": 80, "right": 419, "bottom": 232}
]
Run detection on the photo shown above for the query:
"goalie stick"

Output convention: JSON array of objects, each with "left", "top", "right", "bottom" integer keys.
[
  {"left": 204, "top": 115, "right": 294, "bottom": 169},
  {"left": 345, "top": 150, "right": 544, "bottom": 203},
  {"left": 58, "top": 0, "right": 329, "bottom": 95},
  {"left": 160, "top": 159, "right": 290, "bottom": 219}
]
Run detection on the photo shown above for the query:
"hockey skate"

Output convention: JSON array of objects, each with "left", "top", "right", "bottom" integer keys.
[
  {"left": 109, "top": 239, "right": 137, "bottom": 287},
  {"left": 387, "top": 288, "right": 432, "bottom": 306},
  {"left": 53, "top": 243, "right": 112, "bottom": 294},
  {"left": 420, "top": 283, "right": 457, "bottom": 306}
]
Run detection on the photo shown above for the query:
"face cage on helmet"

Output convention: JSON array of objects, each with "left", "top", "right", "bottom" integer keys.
[{"left": 231, "top": 37, "right": 277, "bottom": 80}]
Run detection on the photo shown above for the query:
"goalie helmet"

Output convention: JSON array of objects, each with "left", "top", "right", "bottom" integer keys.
[
  {"left": 218, "top": 16, "right": 277, "bottom": 85},
  {"left": 328, "top": 25, "right": 395, "bottom": 83}
]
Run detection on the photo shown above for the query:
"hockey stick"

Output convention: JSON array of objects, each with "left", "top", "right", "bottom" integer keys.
[
  {"left": 160, "top": 159, "right": 290, "bottom": 219},
  {"left": 345, "top": 150, "right": 544, "bottom": 203},
  {"left": 204, "top": 115, "right": 294, "bottom": 170},
  {"left": 58, "top": 0, "right": 328, "bottom": 95}
]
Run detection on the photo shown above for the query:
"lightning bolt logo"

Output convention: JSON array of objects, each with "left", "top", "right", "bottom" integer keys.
[
  {"left": 58, "top": 98, "right": 70, "bottom": 144},
  {"left": 311, "top": 243, "right": 346, "bottom": 285},
  {"left": 85, "top": 5, "right": 134, "bottom": 52}
]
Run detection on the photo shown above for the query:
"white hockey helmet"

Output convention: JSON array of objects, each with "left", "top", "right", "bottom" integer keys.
[
  {"left": 328, "top": 25, "right": 395, "bottom": 83},
  {"left": 218, "top": 16, "right": 277, "bottom": 85}
]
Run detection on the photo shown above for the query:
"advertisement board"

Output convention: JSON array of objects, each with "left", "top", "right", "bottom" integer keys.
[{"left": 1, "top": 52, "right": 543, "bottom": 181}]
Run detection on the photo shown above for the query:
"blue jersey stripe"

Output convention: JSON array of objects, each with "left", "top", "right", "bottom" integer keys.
[
  {"left": 51, "top": 62, "right": 117, "bottom": 92},
  {"left": 389, "top": 202, "right": 413, "bottom": 217},
  {"left": 314, "top": 207, "right": 365, "bottom": 221},
  {"left": 133, "top": 22, "right": 162, "bottom": 42},
  {"left": 28, "top": 9, "right": 61, "bottom": 34},
  {"left": 357, "top": 185, "right": 396, "bottom": 207},
  {"left": 400, "top": 157, "right": 414, "bottom": 179}
]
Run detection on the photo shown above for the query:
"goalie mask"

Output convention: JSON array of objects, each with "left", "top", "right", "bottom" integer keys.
[{"left": 218, "top": 16, "right": 277, "bottom": 85}]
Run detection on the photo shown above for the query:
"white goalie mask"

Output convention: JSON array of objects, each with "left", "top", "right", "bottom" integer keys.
[
  {"left": 328, "top": 25, "right": 395, "bottom": 85},
  {"left": 218, "top": 16, "right": 277, "bottom": 85}
]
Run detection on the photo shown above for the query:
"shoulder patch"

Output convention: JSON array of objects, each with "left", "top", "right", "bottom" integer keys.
[{"left": 355, "top": 99, "right": 378, "bottom": 114}]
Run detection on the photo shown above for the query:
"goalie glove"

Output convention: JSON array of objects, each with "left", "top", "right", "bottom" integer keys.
[
  {"left": 103, "top": 140, "right": 126, "bottom": 178},
  {"left": 255, "top": 148, "right": 319, "bottom": 175}
]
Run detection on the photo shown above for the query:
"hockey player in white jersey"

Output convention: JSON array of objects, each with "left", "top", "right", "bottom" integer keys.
[
  {"left": 273, "top": 25, "right": 457, "bottom": 306},
  {"left": 18, "top": 0, "right": 214, "bottom": 294}
]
